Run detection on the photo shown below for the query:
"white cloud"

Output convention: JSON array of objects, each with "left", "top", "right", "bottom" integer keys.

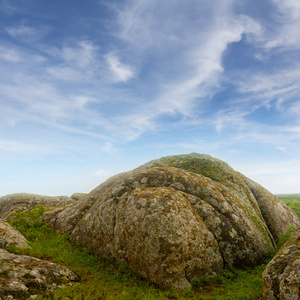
[
  {"left": 5, "top": 23, "right": 48, "bottom": 42},
  {"left": 213, "top": 109, "right": 249, "bottom": 133},
  {"left": 104, "top": 53, "right": 134, "bottom": 83},
  {"left": 60, "top": 41, "right": 97, "bottom": 68},
  {"left": 71, "top": 95, "right": 97, "bottom": 108},
  {"left": 107, "top": 0, "right": 264, "bottom": 123},
  {"left": 0, "top": 139, "right": 51, "bottom": 155},
  {"left": 261, "top": 0, "right": 300, "bottom": 49},
  {"left": 46, "top": 66, "right": 82, "bottom": 82},
  {"left": 233, "top": 66, "right": 300, "bottom": 116},
  {"left": 0, "top": 46, "right": 21, "bottom": 62}
]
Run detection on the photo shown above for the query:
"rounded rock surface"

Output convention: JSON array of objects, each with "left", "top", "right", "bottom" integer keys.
[{"left": 0, "top": 219, "right": 31, "bottom": 249}]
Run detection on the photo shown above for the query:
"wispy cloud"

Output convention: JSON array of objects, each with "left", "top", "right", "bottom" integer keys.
[
  {"left": 0, "top": 46, "right": 21, "bottom": 62},
  {"left": 108, "top": 0, "right": 264, "bottom": 123},
  {"left": 5, "top": 22, "right": 49, "bottom": 43},
  {"left": 104, "top": 53, "right": 134, "bottom": 83},
  {"left": 264, "top": 0, "right": 300, "bottom": 49},
  {"left": 0, "top": 139, "right": 52, "bottom": 155},
  {"left": 235, "top": 67, "right": 300, "bottom": 111},
  {"left": 0, "top": 1, "right": 299, "bottom": 150},
  {"left": 0, "top": 0, "right": 16, "bottom": 14}
]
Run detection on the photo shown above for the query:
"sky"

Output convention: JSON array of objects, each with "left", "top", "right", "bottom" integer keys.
[{"left": 0, "top": 0, "right": 300, "bottom": 196}]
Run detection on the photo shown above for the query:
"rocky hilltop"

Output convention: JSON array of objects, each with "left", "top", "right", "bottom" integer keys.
[{"left": 1, "top": 153, "right": 300, "bottom": 297}]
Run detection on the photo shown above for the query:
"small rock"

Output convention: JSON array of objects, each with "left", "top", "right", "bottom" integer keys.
[
  {"left": 0, "top": 249, "right": 79, "bottom": 299},
  {"left": 263, "top": 228, "right": 300, "bottom": 300},
  {"left": 0, "top": 219, "right": 31, "bottom": 249}
]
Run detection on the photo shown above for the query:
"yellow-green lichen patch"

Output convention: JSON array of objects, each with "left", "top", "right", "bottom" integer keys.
[
  {"left": 263, "top": 228, "right": 300, "bottom": 300},
  {"left": 0, "top": 248, "right": 79, "bottom": 298},
  {"left": 229, "top": 228, "right": 237, "bottom": 239}
]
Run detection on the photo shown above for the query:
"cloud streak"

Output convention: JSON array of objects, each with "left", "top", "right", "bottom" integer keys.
[
  {"left": 1, "top": 0, "right": 300, "bottom": 195},
  {"left": 104, "top": 53, "right": 134, "bottom": 82}
]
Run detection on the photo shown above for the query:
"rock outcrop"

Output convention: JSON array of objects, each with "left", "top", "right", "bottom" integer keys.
[
  {"left": 0, "top": 249, "right": 79, "bottom": 299},
  {"left": 137, "top": 153, "right": 300, "bottom": 242},
  {"left": 49, "top": 153, "right": 300, "bottom": 288},
  {"left": 0, "top": 219, "right": 31, "bottom": 249},
  {"left": 71, "top": 167, "right": 275, "bottom": 271},
  {"left": 1, "top": 153, "right": 300, "bottom": 290},
  {"left": 47, "top": 172, "right": 126, "bottom": 233},
  {"left": 243, "top": 178, "right": 299, "bottom": 241},
  {"left": 0, "top": 193, "right": 76, "bottom": 222},
  {"left": 263, "top": 228, "right": 300, "bottom": 300},
  {"left": 70, "top": 193, "right": 87, "bottom": 201}
]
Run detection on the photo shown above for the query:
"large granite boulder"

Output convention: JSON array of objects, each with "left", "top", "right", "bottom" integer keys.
[
  {"left": 72, "top": 185, "right": 224, "bottom": 289},
  {"left": 263, "top": 228, "right": 300, "bottom": 300},
  {"left": 0, "top": 219, "right": 31, "bottom": 249},
  {"left": 47, "top": 172, "right": 126, "bottom": 233},
  {"left": 243, "top": 178, "right": 299, "bottom": 241},
  {"left": 71, "top": 167, "right": 275, "bottom": 270},
  {"left": 0, "top": 249, "right": 79, "bottom": 299},
  {"left": 61, "top": 153, "right": 300, "bottom": 288},
  {"left": 137, "top": 153, "right": 300, "bottom": 242}
]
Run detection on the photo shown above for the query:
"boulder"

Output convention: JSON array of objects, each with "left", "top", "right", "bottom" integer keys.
[
  {"left": 47, "top": 172, "right": 126, "bottom": 233},
  {"left": 0, "top": 193, "right": 76, "bottom": 221},
  {"left": 72, "top": 185, "right": 224, "bottom": 289},
  {"left": 263, "top": 228, "right": 300, "bottom": 300},
  {"left": 70, "top": 193, "right": 87, "bottom": 201},
  {"left": 0, "top": 219, "right": 31, "bottom": 249},
  {"left": 0, "top": 248, "right": 79, "bottom": 299},
  {"left": 243, "top": 178, "right": 300, "bottom": 241},
  {"left": 71, "top": 166, "right": 276, "bottom": 272},
  {"left": 5, "top": 153, "right": 299, "bottom": 290},
  {"left": 138, "top": 153, "right": 300, "bottom": 241},
  {"left": 48, "top": 153, "right": 300, "bottom": 289}
]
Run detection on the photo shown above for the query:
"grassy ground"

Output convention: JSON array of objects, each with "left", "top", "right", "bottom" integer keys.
[
  {"left": 5, "top": 205, "right": 293, "bottom": 300},
  {"left": 278, "top": 194, "right": 300, "bottom": 217}
]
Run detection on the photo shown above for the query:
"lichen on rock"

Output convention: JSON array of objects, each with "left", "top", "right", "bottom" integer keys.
[
  {"left": 49, "top": 153, "right": 300, "bottom": 289},
  {"left": 0, "top": 219, "right": 31, "bottom": 249},
  {"left": 2, "top": 153, "right": 299, "bottom": 290},
  {"left": 0, "top": 249, "right": 79, "bottom": 299},
  {"left": 263, "top": 228, "right": 300, "bottom": 300},
  {"left": 0, "top": 193, "right": 75, "bottom": 220}
]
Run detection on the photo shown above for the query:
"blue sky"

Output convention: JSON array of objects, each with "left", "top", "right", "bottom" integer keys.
[{"left": 1, "top": 0, "right": 300, "bottom": 196}]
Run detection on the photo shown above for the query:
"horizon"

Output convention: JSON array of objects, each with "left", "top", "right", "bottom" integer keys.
[{"left": 1, "top": 0, "right": 300, "bottom": 196}]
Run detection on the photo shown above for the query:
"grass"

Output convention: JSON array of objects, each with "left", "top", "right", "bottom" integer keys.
[
  {"left": 4, "top": 205, "right": 295, "bottom": 300},
  {"left": 278, "top": 194, "right": 300, "bottom": 217}
]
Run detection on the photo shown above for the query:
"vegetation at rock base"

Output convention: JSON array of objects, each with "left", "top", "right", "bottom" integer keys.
[
  {"left": 278, "top": 194, "right": 300, "bottom": 217},
  {"left": 4, "top": 205, "right": 296, "bottom": 300}
]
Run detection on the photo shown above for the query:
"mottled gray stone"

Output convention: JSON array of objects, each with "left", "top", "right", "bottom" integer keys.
[
  {"left": 0, "top": 249, "right": 79, "bottom": 299},
  {"left": 0, "top": 219, "right": 31, "bottom": 249},
  {"left": 263, "top": 228, "right": 300, "bottom": 300}
]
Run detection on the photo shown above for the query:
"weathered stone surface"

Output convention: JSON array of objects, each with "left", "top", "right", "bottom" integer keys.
[
  {"left": 138, "top": 153, "right": 300, "bottom": 240},
  {"left": 0, "top": 219, "right": 31, "bottom": 249},
  {"left": 0, "top": 193, "right": 76, "bottom": 220},
  {"left": 48, "top": 172, "right": 126, "bottom": 233},
  {"left": 70, "top": 164, "right": 278, "bottom": 288},
  {"left": 4, "top": 153, "right": 299, "bottom": 290},
  {"left": 0, "top": 249, "right": 79, "bottom": 299},
  {"left": 72, "top": 186, "right": 223, "bottom": 289},
  {"left": 263, "top": 228, "right": 300, "bottom": 300},
  {"left": 243, "top": 178, "right": 300, "bottom": 241},
  {"left": 70, "top": 193, "right": 87, "bottom": 201}
]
